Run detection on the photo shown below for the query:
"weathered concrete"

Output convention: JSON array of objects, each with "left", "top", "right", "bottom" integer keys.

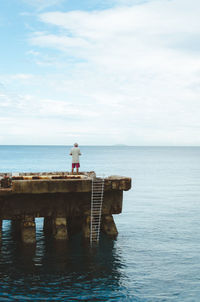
[
  {"left": 0, "top": 219, "right": 2, "bottom": 239},
  {"left": 11, "top": 219, "right": 21, "bottom": 235},
  {"left": 43, "top": 217, "right": 53, "bottom": 235},
  {"left": 52, "top": 218, "right": 68, "bottom": 240},
  {"left": 82, "top": 215, "right": 91, "bottom": 241},
  {"left": 21, "top": 216, "right": 36, "bottom": 244},
  {"left": 0, "top": 172, "right": 131, "bottom": 243},
  {"left": 101, "top": 215, "right": 118, "bottom": 238}
]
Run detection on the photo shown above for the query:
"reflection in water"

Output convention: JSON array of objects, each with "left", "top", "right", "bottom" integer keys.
[{"left": 0, "top": 219, "right": 127, "bottom": 301}]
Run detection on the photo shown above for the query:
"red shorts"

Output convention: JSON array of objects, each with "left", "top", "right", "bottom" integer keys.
[{"left": 72, "top": 163, "right": 80, "bottom": 169}]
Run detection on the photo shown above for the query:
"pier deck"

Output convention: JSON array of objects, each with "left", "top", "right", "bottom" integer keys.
[{"left": 0, "top": 172, "right": 131, "bottom": 243}]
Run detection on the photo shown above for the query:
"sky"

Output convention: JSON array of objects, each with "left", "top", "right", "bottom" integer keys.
[{"left": 0, "top": 0, "right": 200, "bottom": 146}]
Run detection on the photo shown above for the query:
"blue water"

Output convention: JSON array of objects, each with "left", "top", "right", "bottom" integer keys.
[{"left": 0, "top": 146, "right": 200, "bottom": 301}]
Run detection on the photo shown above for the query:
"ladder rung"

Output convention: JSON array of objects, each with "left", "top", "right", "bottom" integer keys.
[
  {"left": 92, "top": 180, "right": 104, "bottom": 182},
  {"left": 92, "top": 194, "right": 104, "bottom": 196},
  {"left": 92, "top": 199, "right": 103, "bottom": 201},
  {"left": 91, "top": 205, "right": 101, "bottom": 207},
  {"left": 92, "top": 187, "right": 103, "bottom": 189},
  {"left": 92, "top": 198, "right": 103, "bottom": 200},
  {"left": 92, "top": 186, "right": 103, "bottom": 188},
  {"left": 92, "top": 192, "right": 104, "bottom": 194},
  {"left": 92, "top": 193, "right": 103, "bottom": 195}
]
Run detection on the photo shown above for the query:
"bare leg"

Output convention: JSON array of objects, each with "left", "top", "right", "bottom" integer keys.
[
  {"left": 71, "top": 168, "right": 74, "bottom": 174},
  {"left": 76, "top": 167, "right": 79, "bottom": 175}
]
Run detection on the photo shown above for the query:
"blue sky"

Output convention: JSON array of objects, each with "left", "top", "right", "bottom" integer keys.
[{"left": 0, "top": 0, "right": 200, "bottom": 145}]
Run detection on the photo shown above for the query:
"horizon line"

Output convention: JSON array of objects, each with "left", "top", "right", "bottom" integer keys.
[{"left": 0, "top": 144, "right": 200, "bottom": 147}]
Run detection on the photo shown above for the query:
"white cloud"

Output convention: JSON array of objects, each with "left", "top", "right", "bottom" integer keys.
[{"left": 1, "top": 0, "right": 200, "bottom": 145}]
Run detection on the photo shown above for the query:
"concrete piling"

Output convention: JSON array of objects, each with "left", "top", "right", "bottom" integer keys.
[
  {"left": 43, "top": 217, "right": 53, "bottom": 235},
  {"left": 82, "top": 215, "right": 91, "bottom": 241},
  {"left": 0, "top": 220, "right": 2, "bottom": 239},
  {"left": 101, "top": 215, "right": 118, "bottom": 238},
  {"left": 21, "top": 216, "right": 36, "bottom": 244},
  {"left": 52, "top": 218, "right": 68, "bottom": 240}
]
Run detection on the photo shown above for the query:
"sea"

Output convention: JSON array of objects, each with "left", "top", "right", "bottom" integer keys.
[{"left": 0, "top": 145, "right": 200, "bottom": 301}]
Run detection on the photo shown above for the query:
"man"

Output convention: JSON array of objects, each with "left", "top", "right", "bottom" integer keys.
[{"left": 70, "top": 143, "right": 82, "bottom": 174}]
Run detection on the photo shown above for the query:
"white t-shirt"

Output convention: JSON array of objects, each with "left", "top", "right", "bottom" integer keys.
[{"left": 70, "top": 147, "right": 81, "bottom": 163}]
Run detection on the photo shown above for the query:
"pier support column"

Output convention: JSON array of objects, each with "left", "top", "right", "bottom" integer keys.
[
  {"left": 82, "top": 215, "right": 90, "bottom": 241},
  {"left": 12, "top": 219, "right": 21, "bottom": 231},
  {"left": 11, "top": 219, "right": 22, "bottom": 238},
  {"left": 67, "top": 216, "right": 83, "bottom": 237},
  {"left": 21, "top": 216, "right": 36, "bottom": 244},
  {"left": 43, "top": 217, "right": 53, "bottom": 235},
  {"left": 0, "top": 220, "right": 2, "bottom": 240},
  {"left": 52, "top": 218, "right": 68, "bottom": 240},
  {"left": 101, "top": 215, "right": 118, "bottom": 239}
]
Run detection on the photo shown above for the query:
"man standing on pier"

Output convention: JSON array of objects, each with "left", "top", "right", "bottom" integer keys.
[{"left": 70, "top": 143, "right": 82, "bottom": 174}]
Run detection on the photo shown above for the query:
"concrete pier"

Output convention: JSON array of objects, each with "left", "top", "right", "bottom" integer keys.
[{"left": 0, "top": 172, "right": 131, "bottom": 244}]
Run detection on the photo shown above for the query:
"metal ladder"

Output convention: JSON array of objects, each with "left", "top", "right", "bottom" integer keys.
[{"left": 90, "top": 177, "right": 104, "bottom": 246}]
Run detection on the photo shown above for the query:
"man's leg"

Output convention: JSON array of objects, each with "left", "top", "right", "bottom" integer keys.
[
  {"left": 76, "top": 163, "right": 79, "bottom": 175},
  {"left": 71, "top": 164, "right": 74, "bottom": 174}
]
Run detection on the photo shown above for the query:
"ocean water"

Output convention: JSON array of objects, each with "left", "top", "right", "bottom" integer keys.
[{"left": 0, "top": 146, "right": 200, "bottom": 301}]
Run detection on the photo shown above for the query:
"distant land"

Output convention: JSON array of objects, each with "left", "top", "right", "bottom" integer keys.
[{"left": 112, "top": 144, "right": 127, "bottom": 146}]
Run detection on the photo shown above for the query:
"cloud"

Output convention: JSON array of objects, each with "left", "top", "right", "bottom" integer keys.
[
  {"left": 2, "top": 0, "right": 200, "bottom": 145},
  {"left": 31, "top": 1, "right": 200, "bottom": 77}
]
